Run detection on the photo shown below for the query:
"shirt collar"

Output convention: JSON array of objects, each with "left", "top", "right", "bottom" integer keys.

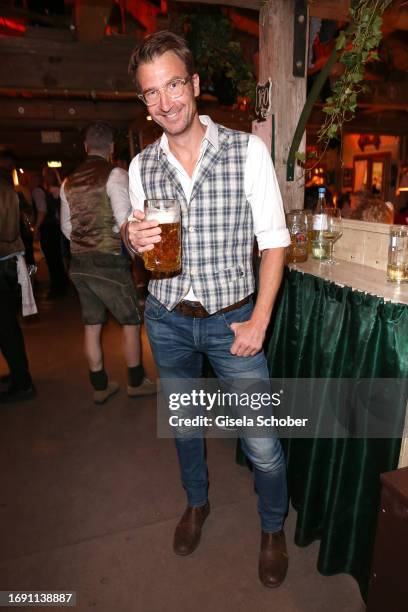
[{"left": 157, "top": 115, "right": 219, "bottom": 160}]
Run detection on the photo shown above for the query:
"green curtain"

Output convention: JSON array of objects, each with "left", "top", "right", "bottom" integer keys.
[
  {"left": 265, "top": 268, "right": 408, "bottom": 601},
  {"left": 237, "top": 269, "right": 408, "bottom": 600}
]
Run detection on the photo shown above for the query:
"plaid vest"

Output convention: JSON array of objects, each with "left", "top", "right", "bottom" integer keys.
[{"left": 139, "top": 125, "right": 254, "bottom": 314}]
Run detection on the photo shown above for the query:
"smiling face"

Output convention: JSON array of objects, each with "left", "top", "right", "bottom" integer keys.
[{"left": 136, "top": 51, "right": 200, "bottom": 139}]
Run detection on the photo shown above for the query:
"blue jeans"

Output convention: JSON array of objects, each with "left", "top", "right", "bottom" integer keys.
[{"left": 145, "top": 294, "right": 288, "bottom": 533}]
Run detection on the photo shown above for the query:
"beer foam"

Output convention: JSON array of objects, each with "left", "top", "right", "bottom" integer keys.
[{"left": 147, "top": 209, "right": 178, "bottom": 223}]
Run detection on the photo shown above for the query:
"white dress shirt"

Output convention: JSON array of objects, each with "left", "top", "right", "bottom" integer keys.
[
  {"left": 128, "top": 115, "right": 290, "bottom": 300},
  {"left": 60, "top": 166, "right": 131, "bottom": 240}
]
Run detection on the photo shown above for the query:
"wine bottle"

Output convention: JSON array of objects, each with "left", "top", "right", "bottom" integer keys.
[{"left": 312, "top": 187, "right": 329, "bottom": 260}]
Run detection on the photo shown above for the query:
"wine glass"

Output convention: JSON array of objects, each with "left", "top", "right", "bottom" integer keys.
[{"left": 322, "top": 208, "right": 343, "bottom": 264}]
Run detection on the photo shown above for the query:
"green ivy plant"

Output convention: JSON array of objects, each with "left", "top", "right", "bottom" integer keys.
[
  {"left": 318, "top": 0, "right": 392, "bottom": 145},
  {"left": 171, "top": 11, "right": 256, "bottom": 106}
]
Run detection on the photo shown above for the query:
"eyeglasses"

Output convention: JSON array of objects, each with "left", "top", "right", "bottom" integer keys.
[{"left": 138, "top": 76, "right": 193, "bottom": 106}]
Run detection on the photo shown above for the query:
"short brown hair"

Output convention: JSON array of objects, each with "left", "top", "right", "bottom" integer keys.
[
  {"left": 128, "top": 30, "right": 195, "bottom": 91},
  {"left": 84, "top": 122, "right": 114, "bottom": 152}
]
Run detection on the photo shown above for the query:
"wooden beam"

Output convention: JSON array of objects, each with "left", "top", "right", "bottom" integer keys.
[
  {"left": 0, "top": 99, "right": 144, "bottom": 127},
  {"left": 308, "top": 0, "right": 350, "bottom": 21},
  {"left": 173, "top": 0, "right": 349, "bottom": 18},
  {"left": 0, "top": 34, "right": 137, "bottom": 93},
  {"left": 0, "top": 98, "right": 252, "bottom": 133},
  {"left": 307, "top": 108, "right": 408, "bottom": 136},
  {"left": 172, "top": 0, "right": 261, "bottom": 10},
  {"left": 350, "top": 82, "right": 408, "bottom": 112},
  {"left": 309, "top": 81, "right": 408, "bottom": 114},
  {"left": 0, "top": 86, "right": 139, "bottom": 101},
  {"left": 171, "top": 0, "right": 408, "bottom": 29},
  {"left": 308, "top": 0, "right": 408, "bottom": 30},
  {"left": 0, "top": 31, "right": 137, "bottom": 60},
  {"left": 258, "top": 0, "right": 308, "bottom": 210}
]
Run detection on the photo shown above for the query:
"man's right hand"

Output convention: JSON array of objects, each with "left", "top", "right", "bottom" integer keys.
[{"left": 127, "top": 209, "right": 161, "bottom": 254}]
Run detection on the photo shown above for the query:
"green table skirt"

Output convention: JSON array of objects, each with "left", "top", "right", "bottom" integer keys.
[{"left": 242, "top": 268, "right": 408, "bottom": 601}]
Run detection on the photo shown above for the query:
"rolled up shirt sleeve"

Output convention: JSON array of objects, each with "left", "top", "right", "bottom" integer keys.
[
  {"left": 245, "top": 135, "right": 290, "bottom": 251},
  {"left": 106, "top": 167, "right": 132, "bottom": 231},
  {"left": 128, "top": 155, "right": 146, "bottom": 219}
]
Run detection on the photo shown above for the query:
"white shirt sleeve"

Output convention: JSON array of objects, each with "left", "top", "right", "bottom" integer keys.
[
  {"left": 106, "top": 167, "right": 132, "bottom": 232},
  {"left": 245, "top": 135, "right": 290, "bottom": 251},
  {"left": 128, "top": 155, "right": 146, "bottom": 217},
  {"left": 59, "top": 181, "right": 72, "bottom": 240}
]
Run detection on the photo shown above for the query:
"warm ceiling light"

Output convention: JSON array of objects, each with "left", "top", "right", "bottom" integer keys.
[
  {"left": 47, "top": 161, "right": 62, "bottom": 168},
  {"left": 146, "top": 115, "right": 152, "bottom": 121},
  {"left": 19, "top": 168, "right": 24, "bottom": 173}
]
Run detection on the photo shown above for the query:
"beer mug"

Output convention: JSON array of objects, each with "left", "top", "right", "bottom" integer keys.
[
  {"left": 285, "top": 210, "right": 308, "bottom": 263},
  {"left": 143, "top": 199, "right": 181, "bottom": 273}
]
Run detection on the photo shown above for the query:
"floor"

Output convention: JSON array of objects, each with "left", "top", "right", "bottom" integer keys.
[{"left": 0, "top": 261, "right": 366, "bottom": 612}]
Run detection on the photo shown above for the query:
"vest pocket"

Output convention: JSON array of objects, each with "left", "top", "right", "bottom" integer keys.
[{"left": 213, "top": 265, "right": 246, "bottom": 284}]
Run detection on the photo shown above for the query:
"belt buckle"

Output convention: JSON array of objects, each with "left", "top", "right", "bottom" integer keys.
[
  {"left": 191, "top": 301, "right": 208, "bottom": 317},
  {"left": 181, "top": 301, "right": 208, "bottom": 317}
]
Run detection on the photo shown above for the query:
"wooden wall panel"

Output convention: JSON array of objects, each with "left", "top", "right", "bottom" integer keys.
[{"left": 0, "top": 34, "right": 136, "bottom": 92}]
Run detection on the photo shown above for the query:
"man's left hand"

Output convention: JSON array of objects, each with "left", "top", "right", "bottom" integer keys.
[{"left": 229, "top": 320, "right": 265, "bottom": 357}]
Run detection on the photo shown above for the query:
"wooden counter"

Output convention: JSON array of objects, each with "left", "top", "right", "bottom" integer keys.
[{"left": 288, "top": 258, "right": 408, "bottom": 306}]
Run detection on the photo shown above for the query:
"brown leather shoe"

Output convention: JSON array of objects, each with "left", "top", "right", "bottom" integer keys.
[
  {"left": 127, "top": 378, "right": 156, "bottom": 397},
  {"left": 173, "top": 501, "right": 210, "bottom": 556},
  {"left": 258, "top": 530, "right": 288, "bottom": 588},
  {"left": 93, "top": 381, "right": 119, "bottom": 405}
]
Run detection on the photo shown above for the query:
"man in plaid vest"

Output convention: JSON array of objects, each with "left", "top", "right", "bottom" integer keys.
[{"left": 124, "top": 31, "right": 291, "bottom": 588}]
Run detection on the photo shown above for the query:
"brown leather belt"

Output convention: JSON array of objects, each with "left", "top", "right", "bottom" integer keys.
[{"left": 173, "top": 296, "right": 251, "bottom": 318}]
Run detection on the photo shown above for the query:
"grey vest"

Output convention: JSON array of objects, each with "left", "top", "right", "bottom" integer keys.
[{"left": 139, "top": 124, "right": 254, "bottom": 314}]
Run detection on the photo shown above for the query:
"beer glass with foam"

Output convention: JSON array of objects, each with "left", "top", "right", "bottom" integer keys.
[{"left": 143, "top": 199, "right": 181, "bottom": 273}]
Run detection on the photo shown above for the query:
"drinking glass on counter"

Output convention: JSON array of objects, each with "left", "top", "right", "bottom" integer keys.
[
  {"left": 285, "top": 210, "right": 308, "bottom": 263},
  {"left": 322, "top": 209, "right": 343, "bottom": 265},
  {"left": 143, "top": 199, "right": 181, "bottom": 273},
  {"left": 387, "top": 225, "right": 408, "bottom": 283}
]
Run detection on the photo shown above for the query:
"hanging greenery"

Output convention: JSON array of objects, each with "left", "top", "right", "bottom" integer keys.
[
  {"left": 171, "top": 10, "right": 256, "bottom": 106},
  {"left": 318, "top": 0, "right": 392, "bottom": 146}
]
